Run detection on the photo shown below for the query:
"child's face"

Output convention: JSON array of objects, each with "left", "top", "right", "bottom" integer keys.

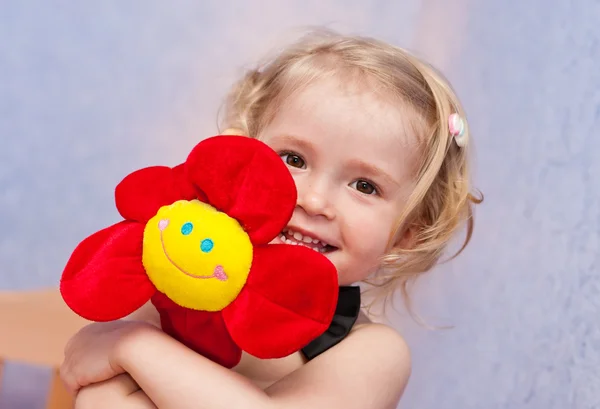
[{"left": 259, "top": 77, "right": 417, "bottom": 285}]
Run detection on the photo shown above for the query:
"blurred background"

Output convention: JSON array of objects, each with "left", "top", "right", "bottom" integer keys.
[{"left": 0, "top": 1, "right": 598, "bottom": 408}]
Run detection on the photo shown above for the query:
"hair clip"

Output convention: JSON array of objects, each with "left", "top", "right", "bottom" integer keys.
[{"left": 448, "top": 113, "right": 467, "bottom": 148}]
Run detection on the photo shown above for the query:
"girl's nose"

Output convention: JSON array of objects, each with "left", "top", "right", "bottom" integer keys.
[{"left": 296, "top": 180, "right": 335, "bottom": 220}]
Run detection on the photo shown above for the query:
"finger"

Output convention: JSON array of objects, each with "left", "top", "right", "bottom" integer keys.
[
  {"left": 59, "top": 362, "right": 79, "bottom": 395},
  {"left": 64, "top": 325, "right": 88, "bottom": 356},
  {"left": 63, "top": 334, "right": 75, "bottom": 356}
]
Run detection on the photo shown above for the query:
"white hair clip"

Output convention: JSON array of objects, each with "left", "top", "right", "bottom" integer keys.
[{"left": 448, "top": 113, "right": 467, "bottom": 148}]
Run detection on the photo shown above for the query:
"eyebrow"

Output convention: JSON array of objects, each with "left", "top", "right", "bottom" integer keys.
[
  {"left": 346, "top": 159, "right": 401, "bottom": 189},
  {"left": 272, "top": 134, "right": 316, "bottom": 155}
]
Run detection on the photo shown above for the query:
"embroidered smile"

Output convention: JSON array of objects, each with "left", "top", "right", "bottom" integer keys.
[{"left": 158, "top": 219, "right": 228, "bottom": 281}]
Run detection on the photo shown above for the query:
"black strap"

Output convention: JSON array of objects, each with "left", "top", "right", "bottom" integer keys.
[{"left": 301, "top": 286, "right": 361, "bottom": 360}]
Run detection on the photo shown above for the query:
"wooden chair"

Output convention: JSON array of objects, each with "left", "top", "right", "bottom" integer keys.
[{"left": 0, "top": 288, "right": 90, "bottom": 409}]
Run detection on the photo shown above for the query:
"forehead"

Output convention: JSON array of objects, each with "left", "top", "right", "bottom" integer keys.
[{"left": 261, "top": 77, "right": 420, "bottom": 180}]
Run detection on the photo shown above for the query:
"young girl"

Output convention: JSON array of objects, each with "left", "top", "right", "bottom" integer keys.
[{"left": 60, "top": 29, "right": 479, "bottom": 409}]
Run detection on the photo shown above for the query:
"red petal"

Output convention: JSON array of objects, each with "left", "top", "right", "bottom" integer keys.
[
  {"left": 115, "top": 164, "right": 200, "bottom": 223},
  {"left": 185, "top": 135, "right": 296, "bottom": 245},
  {"left": 222, "top": 244, "right": 338, "bottom": 359},
  {"left": 60, "top": 221, "right": 154, "bottom": 321},
  {"left": 152, "top": 293, "right": 242, "bottom": 368}
]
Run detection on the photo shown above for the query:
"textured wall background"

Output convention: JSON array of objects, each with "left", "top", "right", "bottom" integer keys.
[
  {"left": 0, "top": 1, "right": 598, "bottom": 408},
  {"left": 395, "top": 1, "right": 600, "bottom": 408}
]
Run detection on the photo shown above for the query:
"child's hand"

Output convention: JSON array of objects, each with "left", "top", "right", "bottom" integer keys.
[{"left": 60, "top": 320, "right": 157, "bottom": 394}]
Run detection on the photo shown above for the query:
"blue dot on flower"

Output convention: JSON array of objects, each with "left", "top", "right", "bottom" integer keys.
[
  {"left": 181, "top": 222, "right": 193, "bottom": 235},
  {"left": 201, "top": 239, "right": 214, "bottom": 253}
]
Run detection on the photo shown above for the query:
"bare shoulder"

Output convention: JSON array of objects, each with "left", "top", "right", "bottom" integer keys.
[
  {"left": 351, "top": 321, "right": 410, "bottom": 353},
  {"left": 346, "top": 322, "right": 412, "bottom": 378},
  {"left": 266, "top": 323, "right": 411, "bottom": 409},
  {"left": 352, "top": 313, "right": 411, "bottom": 369}
]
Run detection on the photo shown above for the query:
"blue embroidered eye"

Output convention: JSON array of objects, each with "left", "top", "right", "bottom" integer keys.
[
  {"left": 200, "top": 239, "right": 214, "bottom": 253},
  {"left": 181, "top": 222, "right": 193, "bottom": 235}
]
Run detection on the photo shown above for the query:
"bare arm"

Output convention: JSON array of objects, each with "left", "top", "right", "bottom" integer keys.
[
  {"left": 123, "top": 301, "right": 161, "bottom": 327},
  {"left": 72, "top": 302, "right": 161, "bottom": 408},
  {"left": 76, "top": 374, "right": 158, "bottom": 409},
  {"left": 113, "top": 323, "right": 410, "bottom": 409}
]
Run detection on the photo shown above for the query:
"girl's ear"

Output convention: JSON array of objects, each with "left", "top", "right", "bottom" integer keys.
[
  {"left": 221, "top": 128, "right": 246, "bottom": 136},
  {"left": 395, "top": 224, "right": 417, "bottom": 250}
]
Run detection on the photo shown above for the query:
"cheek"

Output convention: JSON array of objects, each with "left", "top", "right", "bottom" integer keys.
[
  {"left": 345, "top": 213, "right": 393, "bottom": 258},
  {"left": 282, "top": 167, "right": 302, "bottom": 192}
]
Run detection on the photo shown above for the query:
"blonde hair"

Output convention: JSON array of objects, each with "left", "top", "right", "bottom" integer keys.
[{"left": 219, "top": 29, "right": 482, "bottom": 314}]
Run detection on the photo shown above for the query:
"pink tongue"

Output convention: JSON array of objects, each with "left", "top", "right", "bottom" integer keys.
[
  {"left": 213, "top": 265, "right": 228, "bottom": 281},
  {"left": 158, "top": 219, "right": 169, "bottom": 231}
]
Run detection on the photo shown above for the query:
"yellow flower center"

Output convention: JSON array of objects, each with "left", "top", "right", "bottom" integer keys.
[{"left": 142, "top": 200, "right": 253, "bottom": 311}]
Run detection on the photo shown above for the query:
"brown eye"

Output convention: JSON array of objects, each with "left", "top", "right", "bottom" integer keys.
[
  {"left": 352, "top": 180, "right": 377, "bottom": 195},
  {"left": 281, "top": 153, "right": 306, "bottom": 169}
]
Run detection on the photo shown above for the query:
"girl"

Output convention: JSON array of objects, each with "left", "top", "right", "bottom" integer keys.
[{"left": 60, "top": 29, "right": 480, "bottom": 409}]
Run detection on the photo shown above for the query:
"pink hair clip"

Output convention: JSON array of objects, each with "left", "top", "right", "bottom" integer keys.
[{"left": 448, "top": 113, "right": 467, "bottom": 148}]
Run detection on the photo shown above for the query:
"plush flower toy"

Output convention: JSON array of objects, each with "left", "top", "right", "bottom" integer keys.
[{"left": 60, "top": 135, "right": 339, "bottom": 368}]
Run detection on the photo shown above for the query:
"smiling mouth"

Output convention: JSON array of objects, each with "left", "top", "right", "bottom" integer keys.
[
  {"left": 279, "top": 229, "right": 337, "bottom": 253},
  {"left": 158, "top": 221, "right": 228, "bottom": 281}
]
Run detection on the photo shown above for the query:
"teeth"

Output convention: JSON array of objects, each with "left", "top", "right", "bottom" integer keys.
[
  {"left": 279, "top": 232, "right": 326, "bottom": 253},
  {"left": 292, "top": 231, "right": 315, "bottom": 244},
  {"left": 284, "top": 229, "right": 325, "bottom": 246}
]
